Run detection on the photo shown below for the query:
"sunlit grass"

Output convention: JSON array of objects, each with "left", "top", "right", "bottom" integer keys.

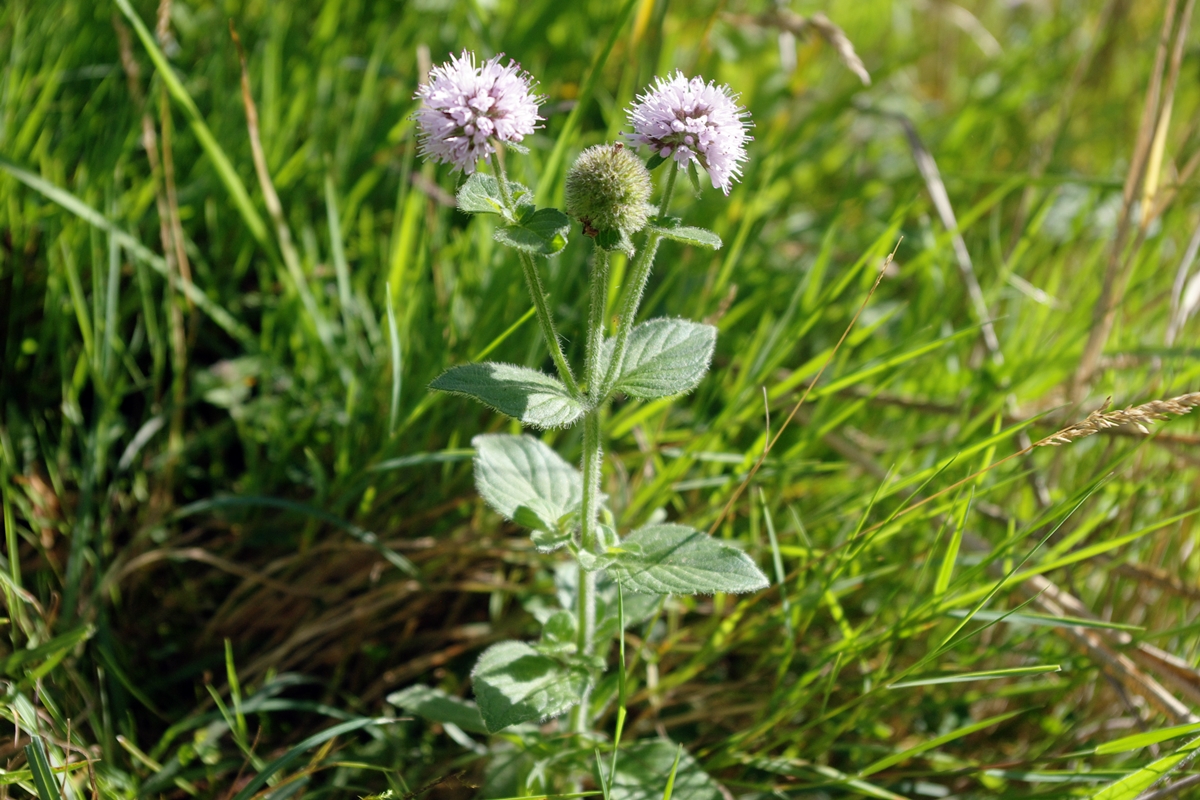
[{"left": 1, "top": 0, "right": 1198, "bottom": 797}]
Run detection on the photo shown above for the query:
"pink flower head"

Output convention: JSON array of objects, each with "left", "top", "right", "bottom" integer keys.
[
  {"left": 414, "top": 50, "right": 542, "bottom": 174},
  {"left": 627, "top": 72, "right": 752, "bottom": 194}
]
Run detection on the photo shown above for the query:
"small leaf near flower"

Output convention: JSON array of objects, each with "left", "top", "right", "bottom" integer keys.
[
  {"left": 596, "top": 227, "right": 634, "bottom": 255},
  {"left": 494, "top": 207, "right": 571, "bottom": 255},
  {"left": 650, "top": 224, "right": 722, "bottom": 250},
  {"left": 457, "top": 173, "right": 533, "bottom": 219}
]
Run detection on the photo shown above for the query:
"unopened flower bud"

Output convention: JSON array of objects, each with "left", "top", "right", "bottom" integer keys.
[{"left": 564, "top": 143, "right": 653, "bottom": 245}]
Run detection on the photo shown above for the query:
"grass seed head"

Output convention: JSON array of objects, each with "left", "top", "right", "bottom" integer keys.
[{"left": 1037, "top": 392, "right": 1200, "bottom": 446}]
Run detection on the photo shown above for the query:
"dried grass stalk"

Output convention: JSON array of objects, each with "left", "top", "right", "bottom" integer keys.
[
  {"left": 729, "top": 9, "right": 872, "bottom": 86},
  {"left": 807, "top": 13, "right": 872, "bottom": 87},
  {"left": 1037, "top": 392, "right": 1200, "bottom": 446}
]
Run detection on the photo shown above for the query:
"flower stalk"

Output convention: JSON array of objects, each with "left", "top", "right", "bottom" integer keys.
[
  {"left": 493, "top": 149, "right": 582, "bottom": 398},
  {"left": 575, "top": 248, "right": 611, "bottom": 733},
  {"left": 597, "top": 161, "right": 679, "bottom": 399}
]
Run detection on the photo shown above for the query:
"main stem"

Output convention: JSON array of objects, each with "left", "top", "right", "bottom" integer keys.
[
  {"left": 492, "top": 151, "right": 582, "bottom": 398},
  {"left": 596, "top": 162, "right": 679, "bottom": 398},
  {"left": 572, "top": 246, "right": 609, "bottom": 734}
]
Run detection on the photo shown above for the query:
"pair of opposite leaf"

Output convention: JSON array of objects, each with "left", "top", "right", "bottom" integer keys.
[
  {"left": 471, "top": 433, "right": 769, "bottom": 594},
  {"left": 431, "top": 318, "right": 719, "bottom": 430}
]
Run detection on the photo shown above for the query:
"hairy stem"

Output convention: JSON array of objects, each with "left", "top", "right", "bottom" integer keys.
[
  {"left": 572, "top": 247, "right": 610, "bottom": 734},
  {"left": 596, "top": 161, "right": 679, "bottom": 399},
  {"left": 492, "top": 150, "right": 582, "bottom": 397}
]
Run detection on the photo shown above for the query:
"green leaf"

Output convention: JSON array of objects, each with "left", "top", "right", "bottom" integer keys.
[
  {"left": 529, "top": 525, "right": 572, "bottom": 552},
  {"left": 595, "top": 739, "right": 722, "bottom": 800},
  {"left": 946, "top": 608, "right": 1144, "bottom": 632},
  {"left": 538, "top": 610, "right": 579, "bottom": 655},
  {"left": 471, "top": 640, "right": 591, "bottom": 732},
  {"left": 686, "top": 161, "right": 702, "bottom": 193},
  {"left": 230, "top": 717, "right": 390, "bottom": 800},
  {"left": 113, "top": 0, "right": 270, "bottom": 247},
  {"left": 387, "top": 685, "right": 487, "bottom": 734},
  {"left": 858, "top": 710, "right": 1024, "bottom": 777},
  {"left": 457, "top": 173, "right": 508, "bottom": 216},
  {"left": 603, "top": 319, "right": 717, "bottom": 399},
  {"left": 596, "top": 227, "right": 635, "bottom": 254},
  {"left": 472, "top": 434, "right": 583, "bottom": 536},
  {"left": 24, "top": 737, "right": 63, "bottom": 800},
  {"left": 650, "top": 224, "right": 722, "bottom": 250},
  {"left": 456, "top": 173, "right": 533, "bottom": 219},
  {"left": 887, "top": 665, "right": 1060, "bottom": 688},
  {"left": 432, "top": 363, "right": 586, "bottom": 429},
  {"left": 1091, "top": 733, "right": 1200, "bottom": 800},
  {"left": 1095, "top": 721, "right": 1200, "bottom": 755},
  {"left": 606, "top": 524, "right": 769, "bottom": 595},
  {"left": 3, "top": 624, "right": 93, "bottom": 680},
  {"left": 494, "top": 208, "right": 571, "bottom": 255},
  {"left": 646, "top": 153, "right": 668, "bottom": 171}
]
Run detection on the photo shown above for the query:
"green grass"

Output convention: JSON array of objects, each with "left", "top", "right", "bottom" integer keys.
[{"left": 2, "top": 0, "right": 1200, "bottom": 797}]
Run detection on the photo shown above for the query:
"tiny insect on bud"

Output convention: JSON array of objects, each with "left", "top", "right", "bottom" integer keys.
[{"left": 564, "top": 143, "right": 654, "bottom": 247}]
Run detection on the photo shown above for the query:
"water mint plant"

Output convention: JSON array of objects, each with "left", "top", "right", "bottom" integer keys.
[{"left": 392, "top": 51, "right": 766, "bottom": 796}]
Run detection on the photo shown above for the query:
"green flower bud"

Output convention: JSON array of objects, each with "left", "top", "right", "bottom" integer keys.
[{"left": 564, "top": 143, "right": 653, "bottom": 249}]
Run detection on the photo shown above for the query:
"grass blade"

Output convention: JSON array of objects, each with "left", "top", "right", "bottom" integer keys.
[
  {"left": 229, "top": 717, "right": 390, "bottom": 800},
  {"left": 111, "top": 0, "right": 270, "bottom": 247},
  {"left": 1091, "top": 734, "right": 1200, "bottom": 800},
  {"left": 23, "top": 737, "right": 64, "bottom": 800},
  {"left": 0, "top": 156, "right": 254, "bottom": 348},
  {"left": 1096, "top": 722, "right": 1200, "bottom": 755},
  {"left": 386, "top": 281, "right": 402, "bottom": 437},
  {"left": 889, "top": 665, "right": 1061, "bottom": 688}
]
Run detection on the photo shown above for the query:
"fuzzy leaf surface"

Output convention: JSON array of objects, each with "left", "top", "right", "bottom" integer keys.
[
  {"left": 651, "top": 222, "right": 722, "bottom": 249},
  {"left": 471, "top": 434, "right": 582, "bottom": 535},
  {"left": 386, "top": 685, "right": 486, "bottom": 734},
  {"left": 494, "top": 208, "right": 570, "bottom": 255},
  {"left": 432, "top": 363, "right": 585, "bottom": 429},
  {"left": 606, "top": 523, "right": 769, "bottom": 595},
  {"left": 456, "top": 173, "right": 506, "bottom": 215},
  {"left": 457, "top": 173, "right": 532, "bottom": 218},
  {"left": 603, "top": 319, "right": 717, "bottom": 399},
  {"left": 471, "top": 640, "right": 590, "bottom": 732},
  {"left": 595, "top": 739, "right": 722, "bottom": 800}
]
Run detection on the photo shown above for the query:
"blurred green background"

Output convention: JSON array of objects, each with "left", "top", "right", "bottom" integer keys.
[{"left": 2, "top": 0, "right": 1199, "bottom": 797}]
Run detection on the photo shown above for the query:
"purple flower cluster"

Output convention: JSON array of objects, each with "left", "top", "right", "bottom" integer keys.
[
  {"left": 412, "top": 52, "right": 752, "bottom": 194},
  {"left": 413, "top": 51, "right": 542, "bottom": 174},
  {"left": 627, "top": 72, "right": 751, "bottom": 194}
]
